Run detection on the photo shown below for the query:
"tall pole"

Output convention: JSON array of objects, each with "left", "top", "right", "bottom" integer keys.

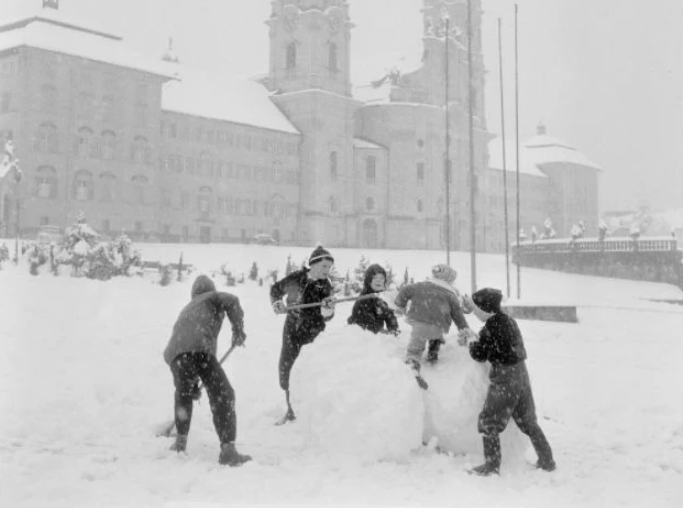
[
  {"left": 514, "top": 4, "right": 522, "bottom": 298},
  {"left": 498, "top": 18, "right": 511, "bottom": 298},
  {"left": 444, "top": 15, "right": 451, "bottom": 266},
  {"left": 467, "top": 0, "right": 476, "bottom": 293}
]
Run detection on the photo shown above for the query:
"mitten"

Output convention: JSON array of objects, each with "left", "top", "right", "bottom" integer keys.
[
  {"left": 232, "top": 329, "right": 247, "bottom": 347},
  {"left": 272, "top": 301, "right": 286, "bottom": 314},
  {"left": 320, "top": 298, "right": 335, "bottom": 318},
  {"left": 457, "top": 328, "right": 478, "bottom": 346}
]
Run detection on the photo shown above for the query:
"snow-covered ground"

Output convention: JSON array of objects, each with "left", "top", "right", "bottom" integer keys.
[{"left": 1, "top": 243, "right": 682, "bottom": 508}]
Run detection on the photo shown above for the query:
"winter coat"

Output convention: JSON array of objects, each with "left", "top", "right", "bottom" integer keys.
[
  {"left": 394, "top": 279, "right": 468, "bottom": 334},
  {"left": 347, "top": 264, "right": 399, "bottom": 334},
  {"left": 163, "top": 275, "right": 245, "bottom": 364},
  {"left": 469, "top": 312, "right": 528, "bottom": 367},
  {"left": 270, "top": 268, "right": 334, "bottom": 340}
]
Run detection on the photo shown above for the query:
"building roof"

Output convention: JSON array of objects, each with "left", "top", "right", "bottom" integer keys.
[
  {"left": 523, "top": 126, "right": 603, "bottom": 171},
  {"left": 162, "top": 70, "right": 300, "bottom": 135},
  {"left": 0, "top": 15, "right": 176, "bottom": 78},
  {"left": 488, "top": 125, "right": 603, "bottom": 177}
]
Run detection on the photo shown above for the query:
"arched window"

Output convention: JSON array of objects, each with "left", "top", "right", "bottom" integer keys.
[
  {"left": 329, "top": 195, "right": 338, "bottom": 213},
  {"left": 329, "top": 43, "right": 338, "bottom": 72},
  {"left": 77, "top": 127, "right": 93, "bottom": 157},
  {"left": 34, "top": 122, "right": 58, "bottom": 153},
  {"left": 35, "top": 166, "right": 57, "bottom": 199},
  {"left": 286, "top": 42, "right": 297, "bottom": 70},
  {"left": 366, "top": 197, "right": 375, "bottom": 211},
  {"left": 101, "top": 130, "right": 116, "bottom": 160},
  {"left": 417, "top": 199, "right": 423, "bottom": 213},
  {"left": 73, "top": 169, "right": 93, "bottom": 201},
  {"left": 99, "top": 172, "right": 117, "bottom": 202},
  {"left": 131, "top": 175, "right": 148, "bottom": 204},
  {"left": 330, "top": 151, "right": 338, "bottom": 181},
  {"left": 366, "top": 155, "right": 376, "bottom": 184},
  {"left": 131, "top": 135, "right": 149, "bottom": 164}
]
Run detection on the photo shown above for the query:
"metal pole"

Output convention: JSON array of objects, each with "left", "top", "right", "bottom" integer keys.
[
  {"left": 445, "top": 16, "right": 451, "bottom": 266},
  {"left": 14, "top": 190, "right": 20, "bottom": 264},
  {"left": 467, "top": 0, "right": 477, "bottom": 293},
  {"left": 498, "top": 18, "right": 511, "bottom": 298},
  {"left": 514, "top": 4, "right": 521, "bottom": 299}
]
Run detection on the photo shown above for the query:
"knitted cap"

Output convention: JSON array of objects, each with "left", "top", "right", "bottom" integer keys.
[
  {"left": 309, "top": 245, "right": 334, "bottom": 265},
  {"left": 472, "top": 287, "right": 503, "bottom": 314},
  {"left": 431, "top": 263, "right": 457, "bottom": 284}
]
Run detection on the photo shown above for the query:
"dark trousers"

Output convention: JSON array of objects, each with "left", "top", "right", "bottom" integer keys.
[
  {"left": 170, "top": 352, "right": 236, "bottom": 444},
  {"left": 278, "top": 314, "right": 321, "bottom": 391},
  {"left": 478, "top": 361, "right": 553, "bottom": 466}
]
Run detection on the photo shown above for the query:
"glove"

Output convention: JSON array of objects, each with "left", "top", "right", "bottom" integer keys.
[
  {"left": 189, "top": 379, "right": 202, "bottom": 401},
  {"left": 232, "top": 329, "right": 247, "bottom": 347},
  {"left": 320, "top": 297, "right": 335, "bottom": 318},
  {"left": 272, "top": 300, "right": 286, "bottom": 314},
  {"left": 457, "top": 328, "right": 478, "bottom": 347},
  {"left": 388, "top": 328, "right": 401, "bottom": 337},
  {"left": 462, "top": 294, "right": 475, "bottom": 314}
]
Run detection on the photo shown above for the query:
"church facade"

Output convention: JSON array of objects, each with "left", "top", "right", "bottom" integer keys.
[{"left": 0, "top": 0, "right": 600, "bottom": 251}]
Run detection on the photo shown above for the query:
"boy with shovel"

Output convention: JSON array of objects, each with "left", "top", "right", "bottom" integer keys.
[{"left": 163, "top": 274, "right": 251, "bottom": 466}]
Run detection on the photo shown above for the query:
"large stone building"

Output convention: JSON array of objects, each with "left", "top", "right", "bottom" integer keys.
[{"left": 0, "top": 0, "right": 601, "bottom": 251}]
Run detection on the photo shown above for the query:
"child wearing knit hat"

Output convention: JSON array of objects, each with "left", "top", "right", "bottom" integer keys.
[
  {"left": 464, "top": 287, "right": 556, "bottom": 476},
  {"left": 394, "top": 263, "right": 473, "bottom": 387},
  {"left": 270, "top": 245, "right": 336, "bottom": 424}
]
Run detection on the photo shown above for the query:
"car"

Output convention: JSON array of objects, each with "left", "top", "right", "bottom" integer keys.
[{"left": 253, "top": 234, "right": 278, "bottom": 246}]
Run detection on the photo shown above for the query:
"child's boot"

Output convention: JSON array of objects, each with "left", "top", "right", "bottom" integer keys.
[
  {"left": 426, "top": 339, "right": 443, "bottom": 364},
  {"left": 529, "top": 428, "right": 556, "bottom": 471},
  {"left": 470, "top": 434, "right": 501, "bottom": 476},
  {"left": 169, "top": 434, "right": 188, "bottom": 453},
  {"left": 218, "top": 442, "right": 252, "bottom": 467}
]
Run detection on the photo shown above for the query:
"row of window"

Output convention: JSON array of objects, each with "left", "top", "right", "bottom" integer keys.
[
  {"left": 160, "top": 121, "right": 299, "bottom": 156},
  {"left": 285, "top": 42, "right": 339, "bottom": 72},
  {"left": 161, "top": 155, "right": 299, "bottom": 184}
]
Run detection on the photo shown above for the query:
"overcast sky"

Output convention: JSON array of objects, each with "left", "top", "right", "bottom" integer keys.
[{"left": 10, "top": 0, "right": 683, "bottom": 212}]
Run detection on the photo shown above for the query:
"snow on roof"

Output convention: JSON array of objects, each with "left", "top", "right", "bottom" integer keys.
[
  {"left": 353, "top": 81, "right": 393, "bottom": 104},
  {"left": 162, "top": 70, "right": 300, "bottom": 135},
  {"left": 487, "top": 137, "right": 548, "bottom": 178},
  {"left": 353, "top": 138, "right": 386, "bottom": 150},
  {"left": 0, "top": 18, "right": 175, "bottom": 78},
  {"left": 523, "top": 132, "right": 603, "bottom": 171}
]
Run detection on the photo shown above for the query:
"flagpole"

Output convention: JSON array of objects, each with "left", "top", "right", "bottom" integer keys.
[
  {"left": 514, "top": 3, "right": 522, "bottom": 299},
  {"left": 467, "top": 0, "right": 477, "bottom": 293},
  {"left": 444, "top": 14, "right": 451, "bottom": 266},
  {"left": 498, "top": 18, "right": 511, "bottom": 298}
]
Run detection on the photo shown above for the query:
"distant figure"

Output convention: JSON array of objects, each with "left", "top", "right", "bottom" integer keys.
[
  {"left": 598, "top": 220, "right": 608, "bottom": 243},
  {"left": 541, "top": 217, "right": 556, "bottom": 240},
  {"left": 519, "top": 228, "right": 529, "bottom": 243},
  {"left": 530, "top": 226, "right": 538, "bottom": 244},
  {"left": 569, "top": 221, "right": 586, "bottom": 248}
]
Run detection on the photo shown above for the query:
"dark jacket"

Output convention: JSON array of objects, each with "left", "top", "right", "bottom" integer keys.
[
  {"left": 163, "top": 275, "right": 244, "bottom": 364},
  {"left": 270, "top": 268, "right": 334, "bottom": 340},
  {"left": 469, "top": 312, "right": 528, "bottom": 367},
  {"left": 394, "top": 280, "right": 469, "bottom": 333},
  {"left": 347, "top": 264, "right": 398, "bottom": 334}
]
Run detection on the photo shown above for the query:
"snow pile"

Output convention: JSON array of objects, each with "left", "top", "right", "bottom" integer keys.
[{"left": 292, "top": 327, "right": 424, "bottom": 463}]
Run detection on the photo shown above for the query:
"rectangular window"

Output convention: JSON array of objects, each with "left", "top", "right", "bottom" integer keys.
[
  {"left": 366, "top": 156, "right": 376, "bottom": 184},
  {"left": 40, "top": 216, "right": 50, "bottom": 226},
  {"left": 417, "top": 162, "right": 425, "bottom": 185}
]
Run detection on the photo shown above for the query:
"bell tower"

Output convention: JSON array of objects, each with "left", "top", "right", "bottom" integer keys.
[{"left": 266, "top": 0, "right": 353, "bottom": 96}]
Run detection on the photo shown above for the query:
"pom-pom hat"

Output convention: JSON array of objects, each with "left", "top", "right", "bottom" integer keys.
[
  {"left": 309, "top": 245, "right": 334, "bottom": 265},
  {"left": 431, "top": 263, "right": 457, "bottom": 284}
]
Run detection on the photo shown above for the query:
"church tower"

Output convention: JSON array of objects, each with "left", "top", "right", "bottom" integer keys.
[
  {"left": 266, "top": 0, "right": 353, "bottom": 97},
  {"left": 266, "top": 0, "right": 360, "bottom": 247}
]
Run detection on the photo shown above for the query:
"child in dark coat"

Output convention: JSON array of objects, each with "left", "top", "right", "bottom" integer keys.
[
  {"left": 347, "top": 263, "right": 399, "bottom": 335},
  {"left": 465, "top": 287, "right": 555, "bottom": 476},
  {"left": 270, "top": 245, "right": 336, "bottom": 424},
  {"left": 163, "top": 275, "right": 251, "bottom": 466}
]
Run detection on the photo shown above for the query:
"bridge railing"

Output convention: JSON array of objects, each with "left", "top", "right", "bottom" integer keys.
[{"left": 513, "top": 236, "right": 679, "bottom": 255}]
